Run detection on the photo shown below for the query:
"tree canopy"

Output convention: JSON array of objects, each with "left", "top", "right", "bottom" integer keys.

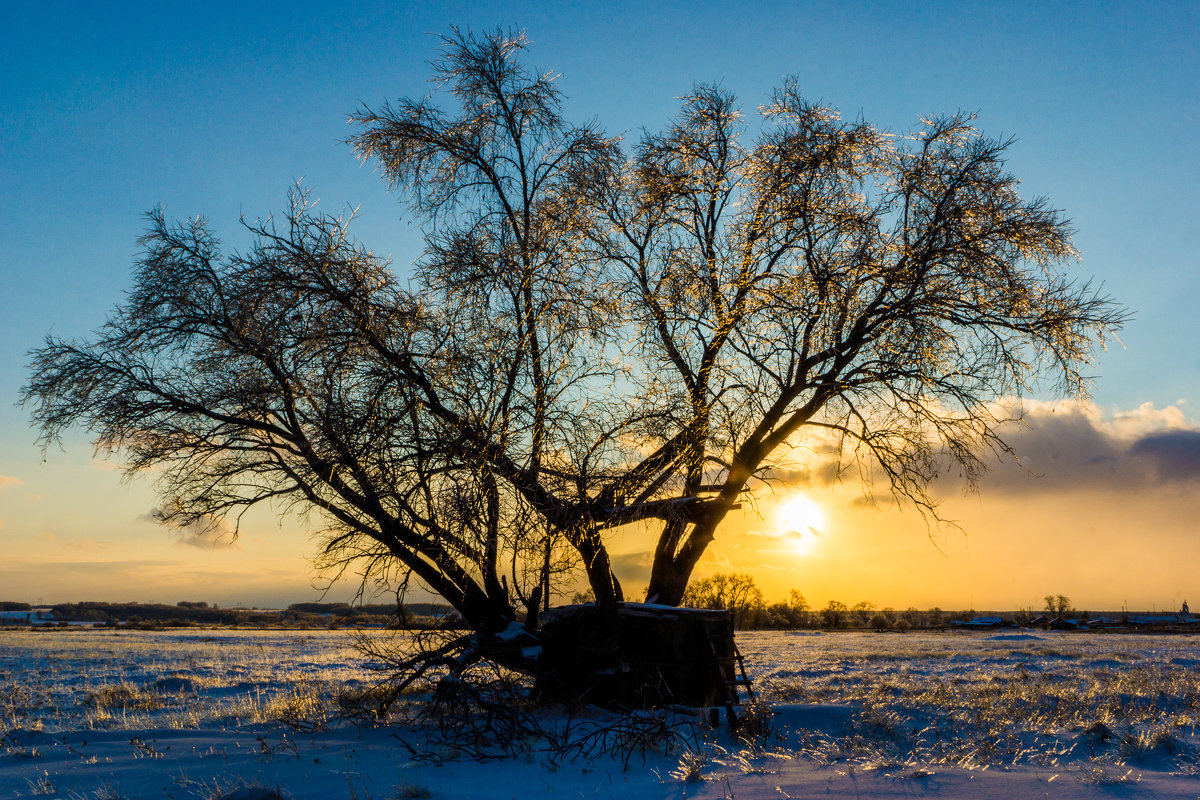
[{"left": 25, "top": 30, "right": 1125, "bottom": 654}]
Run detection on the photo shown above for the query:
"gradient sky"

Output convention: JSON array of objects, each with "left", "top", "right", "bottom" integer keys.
[{"left": 2, "top": 1, "right": 1198, "bottom": 611}]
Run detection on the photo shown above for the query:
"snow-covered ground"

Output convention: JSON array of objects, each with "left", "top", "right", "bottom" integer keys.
[{"left": 4, "top": 627, "right": 1200, "bottom": 798}]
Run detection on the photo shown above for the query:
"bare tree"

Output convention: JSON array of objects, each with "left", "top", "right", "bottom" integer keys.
[
  {"left": 26, "top": 29, "right": 1124, "bottom": 680},
  {"left": 680, "top": 572, "right": 766, "bottom": 628},
  {"left": 852, "top": 601, "right": 877, "bottom": 626},
  {"left": 1045, "top": 594, "right": 1072, "bottom": 616},
  {"left": 820, "top": 600, "right": 849, "bottom": 628}
]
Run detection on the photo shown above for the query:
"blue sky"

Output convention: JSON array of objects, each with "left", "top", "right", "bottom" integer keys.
[{"left": 2, "top": 1, "right": 1198, "bottom": 608}]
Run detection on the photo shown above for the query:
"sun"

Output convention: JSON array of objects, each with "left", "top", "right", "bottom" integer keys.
[{"left": 775, "top": 494, "right": 826, "bottom": 556}]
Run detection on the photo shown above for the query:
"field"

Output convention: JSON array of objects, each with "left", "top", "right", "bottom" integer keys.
[{"left": 4, "top": 628, "right": 1200, "bottom": 799}]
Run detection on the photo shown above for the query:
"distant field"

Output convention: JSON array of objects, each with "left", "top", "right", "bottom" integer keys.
[{"left": 4, "top": 629, "right": 1200, "bottom": 798}]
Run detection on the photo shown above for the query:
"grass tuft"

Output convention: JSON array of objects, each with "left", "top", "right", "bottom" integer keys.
[
  {"left": 1077, "top": 763, "right": 1139, "bottom": 785},
  {"left": 668, "top": 749, "right": 707, "bottom": 782}
]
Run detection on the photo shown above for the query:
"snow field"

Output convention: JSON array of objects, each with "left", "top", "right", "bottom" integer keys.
[{"left": 3, "top": 628, "right": 1200, "bottom": 798}]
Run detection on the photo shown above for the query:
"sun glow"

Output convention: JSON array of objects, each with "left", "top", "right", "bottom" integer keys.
[{"left": 776, "top": 494, "right": 826, "bottom": 556}]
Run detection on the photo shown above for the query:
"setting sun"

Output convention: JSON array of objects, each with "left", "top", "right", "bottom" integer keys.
[{"left": 776, "top": 494, "right": 826, "bottom": 555}]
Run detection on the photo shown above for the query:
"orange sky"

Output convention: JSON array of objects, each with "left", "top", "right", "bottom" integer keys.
[
  {"left": 613, "top": 400, "right": 1200, "bottom": 613},
  {"left": 4, "top": 400, "right": 1198, "bottom": 612}
]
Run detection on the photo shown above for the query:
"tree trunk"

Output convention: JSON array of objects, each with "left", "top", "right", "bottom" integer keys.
[
  {"left": 578, "top": 526, "right": 624, "bottom": 607},
  {"left": 645, "top": 505, "right": 734, "bottom": 606}
]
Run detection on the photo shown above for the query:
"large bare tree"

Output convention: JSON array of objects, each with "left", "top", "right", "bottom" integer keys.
[{"left": 26, "top": 29, "right": 1124, "bottom": 669}]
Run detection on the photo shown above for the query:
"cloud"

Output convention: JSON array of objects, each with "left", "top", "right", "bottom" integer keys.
[
  {"left": 140, "top": 506, "right": 241, "bottom": 550},
  {"left": 609, "top": 551, "right": 654, "bottom": 583},
  {"left": 1129, "top": 430, "right": 1200, "bottom": 481},
  {"left": 761, "top": 466, "right": 816, "bottom": 486},
  {"left": 755, "top": 400, "right": 1200, "bottom": 497},
  {"left": 0, "top": 475, "right": 22, "bottom": 489},
  {"left": 971, "top": 402, "right": 1200, "bottom": 493},
  {"left": 746, "top": 527, "right": 788, "bottom": 539},
  {"left": 746, "top": 526, "right": 817, "bottom": 541}
]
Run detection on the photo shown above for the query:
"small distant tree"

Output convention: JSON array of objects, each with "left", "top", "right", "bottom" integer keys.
[
  {"left": 786, "top": 589, "right": 811, "bottom": 627},
  {"left": 681, "top": 572, "right": 766, "bottom": 628},
  {"left": 1044, "top": 594, "right": 1072, "bottom": 616},
  {"left": 764, "top": 589, "right": 811, "bottom": 628},
  {"left": 789, "top": 590, "right": 810, "bottom": 612},
  {"left": 570, "top": 589, "right": 596, "bottom": 605},
  {"left": 820, "top": 600, "right": 848, "bottom": 628},
  {"left": 852, "top": 601, "right": 877, "bottom": 626}
]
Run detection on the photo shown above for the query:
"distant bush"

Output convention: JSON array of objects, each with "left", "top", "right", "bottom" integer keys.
[
  {"left": 0, "top": 601, "right": 32, "bottom": 611},
  {"left": 51, "top": 601, "right": 260, "bottom": 625},
  {"left": 869, "top": 611, "right": 893, "bottom": 630},
  {"left": 852, "top": 601, "right": 877, "bottom": 626},
  {"left": 287, "top": 602, "right": 354, "bottom": 615}
]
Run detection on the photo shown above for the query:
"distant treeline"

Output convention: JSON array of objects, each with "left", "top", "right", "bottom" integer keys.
[
  {"left": 670, "top": 574, "right": 1191, "bottom": 631},
  {"left": 0, "top": 600, "right": 457, "bottom": 629},
  {"left": 2, "top": 593, "right": 1184, "bottom": 632}
]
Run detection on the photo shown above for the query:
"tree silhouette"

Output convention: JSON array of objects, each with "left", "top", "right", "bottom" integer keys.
[
  {"left": 681, "top": 572, "right": 766, "bottom": 628},
  {"left": 1044, "top": 594, "right": 1072, "bottom": 616},
  {"left": 26, "top": 29, "right": 1125, "bottom": 677}
]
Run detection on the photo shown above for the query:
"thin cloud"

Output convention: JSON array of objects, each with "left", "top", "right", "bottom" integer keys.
[
  {"left": 140, "top": 506, "right": 241, "bottom": 550},
  {"left": 746, "top": 526, "right": 818, "bottom": 540},
  {"left": 0, "top": 475, "right": 22, "bottom": 489},
  {"left": 609, "top": 551, "right": 654, "bottom": 583}
]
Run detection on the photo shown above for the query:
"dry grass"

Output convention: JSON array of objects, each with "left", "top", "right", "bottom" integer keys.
[
  {"left": 0, "top": 629, "right": 370, "bottom": 733},
  {"left": 753, "top": 632, "right": 1200, "bottom": 775},
  {"left": 667, "top": 749, "right": 707, "bottom": 782},
  {"left": 1076, "top": 763, "right": 1140, "bottom": 785}
]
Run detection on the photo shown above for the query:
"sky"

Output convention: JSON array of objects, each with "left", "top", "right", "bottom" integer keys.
[{"left": 1, "top": 1, "right": 1198, "bottom": 611}]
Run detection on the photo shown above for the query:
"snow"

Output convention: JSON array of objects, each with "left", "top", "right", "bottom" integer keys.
[
  {"left": 494, "top": 622, "right": 527, "bottom": 642},
  {"left": 5, "top": 628, "right": 1200, "bottom": 798},
  {"left": 985, "top": 633, "right": 1044, "bottom": 641}
]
